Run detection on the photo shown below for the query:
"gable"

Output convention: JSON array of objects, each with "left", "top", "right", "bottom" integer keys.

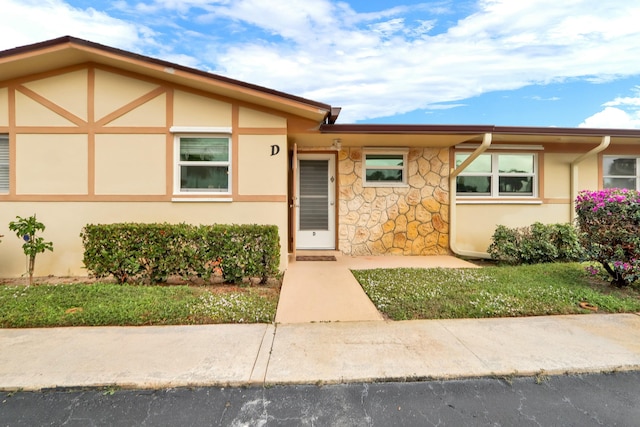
[{"left": 0, "top": 37, "right": 332, "bottom": 123}]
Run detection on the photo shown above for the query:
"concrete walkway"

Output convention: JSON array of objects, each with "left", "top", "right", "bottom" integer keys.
[
  {"left": 1, "top": 255, "right": 639, "bottom": 391},
  {"left": 276, "top": 254, "right": 478, "bottom": 323},
  {"left": 1, "top": 314, "right": 639, "bottom": 391}
]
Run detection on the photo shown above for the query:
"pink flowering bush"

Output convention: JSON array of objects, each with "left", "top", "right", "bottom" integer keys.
[{"left": 575, "top": 188, "right": 640, "bottom": 287}]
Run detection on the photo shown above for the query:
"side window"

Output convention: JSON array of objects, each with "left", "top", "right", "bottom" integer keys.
[
  {"left": 603, "top": 156, "right": 639, "bottom": 190},
  {"left": 0, "top": 134, "right": 8, "bottom": 193},
  {"left": 363, "top": 150, "right": 408, "bottom": 186},
  {"left": 175, "top": 135, "right": 231, "bottom": 194},
  {"left": 456, "top": 152, "right": 536, "bottom": 197}
]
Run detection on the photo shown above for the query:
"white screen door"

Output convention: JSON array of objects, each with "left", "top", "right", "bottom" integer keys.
[{"left": 296, "top": 154, "right": 335, "bottom": 249}]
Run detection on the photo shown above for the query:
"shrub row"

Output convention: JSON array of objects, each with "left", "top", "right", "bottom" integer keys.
[
  {"left": 81, "top": 223, "right": 280, "bottom": 284},
  {"left": 488, "top": 222, "right": 584, "bottom": 265}
]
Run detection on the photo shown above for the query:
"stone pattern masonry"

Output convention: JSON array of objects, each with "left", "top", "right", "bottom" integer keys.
[{"left": 338, "top": 147, "right": 450, "bottom": 256}]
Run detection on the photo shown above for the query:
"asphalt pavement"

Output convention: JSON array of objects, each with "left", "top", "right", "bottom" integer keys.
[{"left": 2, "top": 371, "right": 639, "bottom": 426}]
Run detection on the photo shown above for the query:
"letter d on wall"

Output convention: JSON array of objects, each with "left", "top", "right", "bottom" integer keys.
[{"left": 271, "top": 145, "right": 280, "bottom": 156}]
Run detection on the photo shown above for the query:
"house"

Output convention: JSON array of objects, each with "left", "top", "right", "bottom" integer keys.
[{"left": 1, "top": 36, "right": 640, "bottom": 277}]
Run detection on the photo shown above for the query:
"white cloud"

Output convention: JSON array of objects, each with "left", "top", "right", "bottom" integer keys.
[
  {"left": 3, "top": 0, "right": 640, "bottom": 123},
  {"left": 0, "top": 0, "right": 153, "bottom": 53},
  {"left": 203, "top": 0, "right": 640, "bottom": 121},
  {"left": 580, "top": 86, "right": 640, "bottom": 128},
  {"left": 579, "top": 107, "right": 640, "bottom": 129}
]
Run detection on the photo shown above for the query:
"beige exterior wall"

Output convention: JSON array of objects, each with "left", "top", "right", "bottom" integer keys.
[
  {"left": 456, "top": 203, "right": 571, "bottom": 253},
  {"left": 105, "top": 94, "right": 166, "bottom": 127},
  {"left": 239, "top": 107, "right": 286, "bottom": 128},
  {"left": 15, "top": 91, "right": 76, "bottom": 126},
  {"left": 23, "top": 69, "right": 88, "bottom": 121},
  {"left": 338, "top": 147, "right": 450, "bottom": 255},
  {"left": 453, "top": 152, "right": 599, "bottom": 253},
  {"left": 94, "top": 69, "right": 159, "bottom": 122},
  {"left": 0, "top": 87, "right": 8, "bottom": 126},
  {"left": 0, "top": 66, "right": 292, "bottom": 277},
  {"left": 94, "top": 134, "right": 166, "bottom": 195},
  {"left": 173, "top": 90, "right": 232, "bottom": 127},
  {"left": 238, "top": 134, "right": 287, "bottom": 195},
  {"left": 0, "top": 202, "right": 288, "bottom": 277},
  {"left": 16, "top": 134, "right": 88, "bottom": 195}
]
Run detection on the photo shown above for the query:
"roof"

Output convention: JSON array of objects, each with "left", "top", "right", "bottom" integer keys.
[
  {"left": 0, "top": 36, "right": 333, "bottom": 122},
  {"left": 318, "top": 124, "right": 640, "bottom": 146}
]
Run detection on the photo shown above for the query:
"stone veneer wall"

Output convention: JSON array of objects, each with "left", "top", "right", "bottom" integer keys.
[{"left": 338, "top": 147, "right": 450, "bottom": 255}]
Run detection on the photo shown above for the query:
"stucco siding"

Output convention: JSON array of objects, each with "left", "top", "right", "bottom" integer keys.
[
  {"left": 0, "top": 202, "right": 289, "bottom": 277},
  {"left": 173, "top": 90, "right": 232, "bottom": 127},
  {"left": 455, "top": 203, "right": 572, "bottom": 254},
  {"left": 15, "top": 91, "right": 76, "bottom": 126},
  {"left": 94, "top": 69, "right": 160, "bottom": 122},
  {"left": 238, "top": 134, "right": 287, "bottom": 195},
  {"left": 94, "top": 134, "right": 166, "bottom": 195},
  {"left": 22, "top": 69, "right": 88, "bottom": 121},
  {"left": 239, "top": 107, "right": 286, "bottom": 128},
  {"left": 104, "top": 94, "right": 167, "bottom": 127},
  {"left": 16, "top": 134, "right": 88, "bottom": 195}
]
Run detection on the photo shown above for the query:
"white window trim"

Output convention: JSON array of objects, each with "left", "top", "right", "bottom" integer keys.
[
  {"left": 456, "top": 152, "right": 538, "bottom": 198},
  {"left": 170, "top": 126, "right": 232, "bottom": 134},
  {"left": 173, "top": 134, "right": 232, "bottom": 196},
  {"left": 603, "top": 155, "right": 640, "bottom": 190},
  {"left": 362, "top": 148, "right": 409, "bottom": 187}
]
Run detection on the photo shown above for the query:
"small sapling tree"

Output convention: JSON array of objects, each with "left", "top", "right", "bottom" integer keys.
[{"left": 8, "top": 214, "right": 53, "bottom": 286}]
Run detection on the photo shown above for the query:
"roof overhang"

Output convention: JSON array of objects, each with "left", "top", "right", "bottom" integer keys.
[
  {"left": 0, "top": 36, "right": 333, "bottom": 123},
  {"left": 317, "top": 124, "right": 640, "bottom": 147}
]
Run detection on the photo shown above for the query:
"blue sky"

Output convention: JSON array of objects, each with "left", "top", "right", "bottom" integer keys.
[{"left": 2, "top": 0, "right": 640, "bottom": 128}]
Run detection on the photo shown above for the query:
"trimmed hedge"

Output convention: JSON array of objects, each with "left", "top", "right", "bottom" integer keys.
[
  {"left": 488, "top": 222, "right": 584, "bottom": 265},
  {"left": 80, "top": 223, "right": 280, "bottom": 284}
]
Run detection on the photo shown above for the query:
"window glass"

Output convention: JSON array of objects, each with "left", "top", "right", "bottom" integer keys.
[
  {"left": 180, "top": 138, "right": 228, "bottom": 162},
  {"left": 499, "top": 177, "right": 533, "bottom": 195},
  {"left": 455, "top": 154, "right": 491, "bottom": 173},
  {"left": 180, "top": 166, "right": 228, "bottom": 192},
  {"left": 176, "top": 136, "right": 230, "bottom": 194},
  {"left": 366, "top": 169, "right": 403, "bottom": 182},
  {"left": 363, "top": 151, "right": 407, "bottom": 186},
  {"left": 366, "top": 154, "right": 404, "bottom": 167},
  {"left": 604, "top": 177, "right": 636, "bottom": 190},
  {"left": 498, "top": 154, "right": 534, "bottom": 173},
  {"left": 456, "top": 152, "right": 536, "bottom": 197},
  {"left": 603, "top": 156, "right": 639, "bottom": 190},
  {"left": 604, "top": 157, "right": 636, "bottom": 176},
  {"left": 457, "top": 176, "right": 490, "bottom": 194}
]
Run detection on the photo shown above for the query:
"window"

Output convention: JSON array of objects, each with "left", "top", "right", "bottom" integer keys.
[
  {"left": 363, "top": 149, "right": 408, "bottom": 186},
  {"left": 175, "top": 135, "right": 230, "bottom": 194},
  {"left": 455, "top": 152, "right": 536, "bottom": 197},
  {"left": 603, "top": 156, "right": 640, "bottom": 190},
  {"left": 0, "top": 134, "right": 8, "bottom": 193}
]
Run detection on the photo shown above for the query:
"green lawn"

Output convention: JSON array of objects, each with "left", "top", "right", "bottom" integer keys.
[
  {"left": 3, "top": 263, "right": 639, "bottom": 327},
  {"left": 352, "top": 263, "right": 640, "bottom": 320},
  {"left": 0, "top": 283, "right": 278, "bottom": 328}
]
